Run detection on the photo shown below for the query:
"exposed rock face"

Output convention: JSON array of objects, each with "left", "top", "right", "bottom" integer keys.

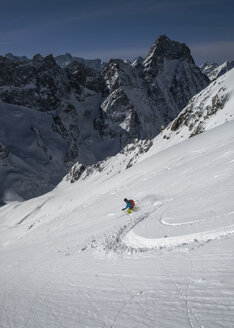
[
  {"left": 144, "top": 35, "right": 194, "bottom": 79},
  {"left": 170, "top": 88, "right": 228, "bottom": 138},
  {"left": 0, "top": 35, "right": 210, "bottom": 200},
  {"left": 0, "top": 54, "right": 67, "bottom": 111},
  {"left": 65, "top": 139, "right": 153, "bottom": 183},
  {"left": 66, "top": 163, "right": 85, "bottom": 183},
  {"left": 144, "top": 35, "right": 209, "bottom": 116}
]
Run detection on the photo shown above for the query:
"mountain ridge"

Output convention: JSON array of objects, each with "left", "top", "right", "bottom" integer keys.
[
  {"left": 65, "top": 67, "right": 234, "bottom": 184},
  {"left": 0, "top": 35, "right": 209, "bottom": 201},
  {"left": 200, "top": 60, "right": 234, "bottom": 81}
]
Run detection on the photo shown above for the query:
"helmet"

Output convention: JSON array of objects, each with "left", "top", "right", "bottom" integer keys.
[{"left": 124, "top": 198, "right": 128, "bottom": 202}]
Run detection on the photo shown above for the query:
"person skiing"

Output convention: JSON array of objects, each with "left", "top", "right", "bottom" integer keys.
[{"left": 122, "top": 198, "right": 135, "bottom": 214}]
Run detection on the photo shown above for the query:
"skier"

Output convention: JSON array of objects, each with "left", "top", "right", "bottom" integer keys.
[{"left": 122, "top": 198, "right": 135, "bottom": 214}]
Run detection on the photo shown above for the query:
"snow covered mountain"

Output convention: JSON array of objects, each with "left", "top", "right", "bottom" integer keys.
[
  {"left": 65, "top": 68, "right": 234, "bottom": 184},
  {"left": 0, "top": 111, "right": 234, "bottom": 328},
  {"left": 201, "top": 60, "right": 234, "bottom": 81},
  {"left": 0, "top": 35, "right": 209, "bottom": 201},
  {"left": 99, "top": 35, "right": 209, "bottom": 145}
]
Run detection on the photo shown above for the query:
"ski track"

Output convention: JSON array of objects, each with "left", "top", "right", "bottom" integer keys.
[
  {"left": 117, "top": 280, "right": 158, "bottom": 328},
  {"left": 16, "top": 198, "right": 51, "bottom": 225},
  {"left": 160, "top": 216, "right": 197, "bottom": 226},
  {"left": 82, "top": 200, "right": 234, "bottom": 255},
  {"left": 93, "top": 272, "right": 158, "bottom": 328},
  {"left": 160, "top": 257, "right": 205, "bottom": 328}
]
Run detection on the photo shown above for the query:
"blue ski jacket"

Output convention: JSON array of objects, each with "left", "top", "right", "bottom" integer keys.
[{"left": 123, "top": 201, "right": 133, "bottom": 210}]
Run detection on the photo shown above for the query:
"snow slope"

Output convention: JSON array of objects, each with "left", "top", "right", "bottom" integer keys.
[{"left": 0, "top": 117, "right": 234, "bottom": 327}]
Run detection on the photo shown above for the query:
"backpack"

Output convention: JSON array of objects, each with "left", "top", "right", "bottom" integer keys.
[{"left": 129, "top": 199, "right": 135, "bottom": 208}]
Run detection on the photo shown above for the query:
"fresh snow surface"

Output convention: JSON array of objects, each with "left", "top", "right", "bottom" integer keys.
[{"left": 1, "top": 120, "right": 234, "bottom": 328}]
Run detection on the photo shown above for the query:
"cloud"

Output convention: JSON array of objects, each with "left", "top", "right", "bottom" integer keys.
[{"left": 190, "top": 41, "right": 234, "bottom": 64}]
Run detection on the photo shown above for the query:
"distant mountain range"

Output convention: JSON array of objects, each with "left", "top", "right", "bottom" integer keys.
[
  {"left": 5, "top": 51, "right": 233, "bottom": 81},
  {"left": 1, "top": 35, "right": 233, "bottom": 202},
  {"left": 4, "top": 52, "right": 105, "bottom": 71}
]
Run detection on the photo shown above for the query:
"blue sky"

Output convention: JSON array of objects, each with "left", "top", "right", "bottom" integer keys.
[{"left": 0, "top": 0, "right": 233, "bottom": 65}]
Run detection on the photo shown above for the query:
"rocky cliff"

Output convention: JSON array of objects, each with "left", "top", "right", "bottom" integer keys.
[{"left": 99, "top": 35, "right": 209, "bottom": 146}]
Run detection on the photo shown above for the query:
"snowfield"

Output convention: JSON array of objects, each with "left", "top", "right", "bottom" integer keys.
[{"left": 0, "top": 117, "right": 234, "bottom": 327}]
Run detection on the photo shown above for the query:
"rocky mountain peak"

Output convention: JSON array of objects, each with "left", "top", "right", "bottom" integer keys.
[
  {"left": 32, "top": 54, "right": 63, "bottom": 86},
  {"left": 98, "top": 36, "right": 210, "bottom": 146},
  {"left": 151, "top": 35, "right": 192, "bottom": 61},
  {"left": 44, "top": 54, "right": 57, "bottom": 65},
  {"left": 33, "top": 53, "right": 44, "bottom": 62},
  {"left": 32, "top": 54, "right": 58, "bottom": 70},
  {"left": 144, "top": 35, "right": 194, "bottom": 78}
]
